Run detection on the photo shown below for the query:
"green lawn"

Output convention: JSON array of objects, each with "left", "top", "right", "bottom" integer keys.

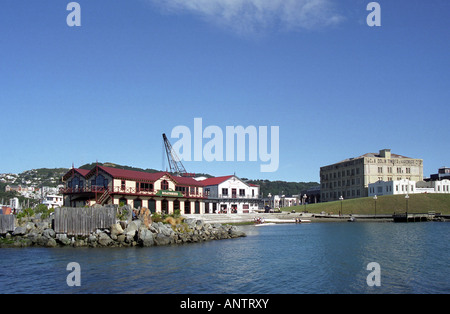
[{"left": 282, "top": 194, "right": 450, "bottom": 215}]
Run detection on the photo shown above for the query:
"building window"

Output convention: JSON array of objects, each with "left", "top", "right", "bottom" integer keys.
[
  {"left": 239, "top": 189, "right": 245, "bottom": 196},
  {"left": 161, "top": 180, "right": 169, "bottom": 190},
  {"left": 148, "top": 199, "right": 156, "bottom": 213},
  {"left": 121, "top": 180, "right": 125, "bottom": 190},
  {"left": 133, "top": 198, "right": 142, "bottom": 209},
  {"left": 184, "top": 201, "right": 191, "bottom": 214},
  {"left": 378, "top": 167, "right": 383, "bottom": 173},
  {"left": 222, "top": 188, "right": 228, "bottom": 196}
]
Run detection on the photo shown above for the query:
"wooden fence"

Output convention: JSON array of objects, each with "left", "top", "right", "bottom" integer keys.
[
  {"left": 0, "top": 215, "right": 15, "bottom": 234},
  {"left": 54, "top": 207, "right": 116, "bottom": 236}
]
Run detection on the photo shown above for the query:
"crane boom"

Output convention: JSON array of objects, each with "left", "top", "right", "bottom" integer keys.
[{"left": 162, "top": 133, "right": 188, "bottom": 176}]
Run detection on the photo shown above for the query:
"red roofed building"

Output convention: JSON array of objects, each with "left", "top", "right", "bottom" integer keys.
[
  {"left": 61, "top": 165, "right": 206, "bottom": 214},
  {"left": 198, "top": 175, "right": 261, "bottom": 214}
]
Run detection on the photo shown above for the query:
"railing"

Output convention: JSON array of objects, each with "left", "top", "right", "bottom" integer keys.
[
  {"left": 60, "top": 186, "right": 206, "bottom": 199},
  {"left": 205, "top": 193, "right": 263, "bottom": 199}
]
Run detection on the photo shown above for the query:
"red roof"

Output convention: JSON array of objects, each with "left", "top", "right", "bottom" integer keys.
[
  {"left": 63, "top": 168, "right": 91, "bottom": 180},
  {"left": 86, "top": 165, "right": 204, "bottom": 186},
  {"left": 200, "top": 175, "right": 234, "bottom": 186}
]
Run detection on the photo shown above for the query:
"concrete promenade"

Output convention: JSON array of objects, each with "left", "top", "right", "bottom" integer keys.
[{"left": 183, "top": 212, "right": 394, "bottom": 224}]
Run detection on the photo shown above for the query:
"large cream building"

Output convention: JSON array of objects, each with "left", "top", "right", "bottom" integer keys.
[{"left": 320, "top": 149, "right": 423, "bottom": 202}]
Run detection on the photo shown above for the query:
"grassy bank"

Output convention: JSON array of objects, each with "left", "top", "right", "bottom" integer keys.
[{"left": 282, "top": 194, "right": 450, "bottom": 215}]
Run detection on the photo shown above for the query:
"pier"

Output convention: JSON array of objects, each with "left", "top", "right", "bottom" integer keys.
[{"left": 392, "top": 212, "right": 436, "bottom": 223}]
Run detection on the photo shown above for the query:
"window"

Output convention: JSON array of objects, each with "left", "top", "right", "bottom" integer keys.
[
  {"left": 133, "top": 198, "right": 142, "bottom": 209},
  {"left": 121, "top": 180, "right": 125, "bottom": 190},
  {"left": 139, "top": 182, "right": 153, "bottom": 192},
  {"left": 378, "top": 167, "right": 383, "bottom": 173},
  {"left": 239, "top": 189, "right": 245, "bottom": 196},
  {"left": 397, "top": 167, "right": 402, "bottom": 173},
  {"left": 222, "top": 188, "right": 228, "bottom": 196},
  {"left": 184, "top": 201, "right": 191, "bottom": 214},
  {"left": 161, "top": 180, "right": 169, "bottom": 190}
]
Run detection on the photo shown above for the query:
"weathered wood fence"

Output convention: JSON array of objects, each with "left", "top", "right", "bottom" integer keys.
[
  {"left": 54, "top": 207, "right": 116, "bottom": 236},
  {"left": 0, "top": 215, "right": 15, "bottom": 234}
]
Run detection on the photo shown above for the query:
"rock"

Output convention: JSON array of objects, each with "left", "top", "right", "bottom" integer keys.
[
  {"left": 46, "top": 238, "right": 57, "bottom": 247},
  {"left": 124, "top": 220, "right": 140, "bottom": 237},
  {"left": 13, "top": 226, "right": 27, "bottom": 236},
  {"left": 98, "top": 232, "right": 113, "bottom": 247},
  {"left": 43, "top": 228, "right": 56, "bottom": 239},
  {"left": 111, "top": 223, "right": 124, "bottom": 237},
  {"left": 56, "top": 234, "right": 71, "bottom": 246},
  {"left": 138, "top": 207, "right": 152, "bottom": 228},
  {"left": 138, "top": 227, "right": 155, "bottom": 247},
  {"left": 25, "top": 222, "right": 35, "bottom": 232},
  {"left": 154, "top": 233, "right": 171, "bottom": 246}
]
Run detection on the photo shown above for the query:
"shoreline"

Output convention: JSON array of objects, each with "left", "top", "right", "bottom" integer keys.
[{"left": 183, "top": 213, "right": 395, "bottom": 224}]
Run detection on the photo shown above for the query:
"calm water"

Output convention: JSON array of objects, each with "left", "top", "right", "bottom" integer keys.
[{"left": 0, "top": 222, "right": 449, "bottom": 294}]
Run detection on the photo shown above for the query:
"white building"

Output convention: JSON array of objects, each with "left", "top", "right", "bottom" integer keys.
[
  {"left": 368, "top": 179, "right": 450, "bottom": 196},
  {"left": 198, "top": 175, "right": 261, "bottom": 214},
  {"left": 42, "top": 194, "right": 64, "bottom": 208}
]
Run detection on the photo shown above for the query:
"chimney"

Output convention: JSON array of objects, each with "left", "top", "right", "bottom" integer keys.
[{"left": 379, "top": 149, "right": 391, "bottom": 159}]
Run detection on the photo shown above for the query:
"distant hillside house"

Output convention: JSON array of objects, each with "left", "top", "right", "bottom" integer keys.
[
  {"left": 61, "top": 165, "right": 206, "bottom": 214},
  {"left": 320, "top": 149, "right": 423, "bottom": 202},
  {"left": 197, "top": 175, "right": 261, "bottom": 214}
]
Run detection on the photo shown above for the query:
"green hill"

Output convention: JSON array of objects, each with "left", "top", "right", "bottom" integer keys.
[{"left": 283, "top": 194, "right": 450, "bottom": 215}]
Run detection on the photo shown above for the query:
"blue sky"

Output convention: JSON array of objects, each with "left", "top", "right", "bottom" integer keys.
[{"left": 0, "top": 0, "right": 449, "bottom": 182}]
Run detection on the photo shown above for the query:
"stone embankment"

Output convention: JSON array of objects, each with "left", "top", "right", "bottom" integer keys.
[{"left": 0, "top": 216, "right": 246, "bottom": 248}]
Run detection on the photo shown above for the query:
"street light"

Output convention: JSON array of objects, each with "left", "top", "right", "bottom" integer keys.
[
  {"left": 303, "top": 194, "right": 307, "bottom": 212},
  {"left": 373, "top": 195, "right": 377, "bottom": 217},
  {"left": 339, "top": 196, "right": 344, "bottom": 216},
  {"left": 268, "top": 193, "right": 272, "bottom": 209},
  {"left": 405, "top": 194, "right": 409, "bottom": 213}
]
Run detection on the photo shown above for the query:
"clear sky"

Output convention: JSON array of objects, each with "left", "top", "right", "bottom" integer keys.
[{"left": 1, "top": 0, "right": 449, "bottom": 182}]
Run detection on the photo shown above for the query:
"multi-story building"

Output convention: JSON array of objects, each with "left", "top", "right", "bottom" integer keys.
[
  {"left": 61, "top": 165, "right": 206, "bottom": 214},
  {"left": 320, "top": 149, "right": 423, "bottom": 202},
  {"left": 199, "top": 175, "right": 261, "bottom": 214}
]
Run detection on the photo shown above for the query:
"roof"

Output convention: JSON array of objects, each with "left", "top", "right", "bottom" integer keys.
[
  {"left": 62, "top": 168, "right": 90, "bottom": 181},
  {"left": 86, "top": 165, "right": 204, "bottom": 186},
  {"left": 200, "top": 175, "right": 234, "bottom": 186},
  {"left": 337, "top": 152, "right": 412, "bottom": 164}
]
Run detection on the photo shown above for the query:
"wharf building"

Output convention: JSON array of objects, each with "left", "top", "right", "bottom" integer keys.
[
  {"left": 61, "top": 165, "right": 262, "bottom": 215},
  {"left": 196, "top": 175, "right": 261, "bottom": 214},
  {"left": 61, "top": 165, "right": 206, "bottom": 214},
  {"left": 320, "top": 149, "right": 423, "bottom": 202}
]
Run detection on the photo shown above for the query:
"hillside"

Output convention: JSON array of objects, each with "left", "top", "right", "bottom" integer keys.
[{"left": 283, "top": 194, "right": 450, "bottom": 215}]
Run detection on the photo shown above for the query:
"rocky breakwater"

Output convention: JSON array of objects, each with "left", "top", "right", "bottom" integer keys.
[{"left": 0, "top": 216, "right": 246, "bottom": 248}]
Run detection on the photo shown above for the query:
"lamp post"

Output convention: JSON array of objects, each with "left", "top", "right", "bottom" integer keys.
[
  {"left": 339, "top": 196, "right": 344, "bottom": 216},
  {"left": 303, "top": 194, "right": 307, "bottom": 212},
  {"left": 405, "top": 194, "right": 409, "bottom": 217},
  {"left": 373, "top": 195, "right": 377, "bottom": 217},
  {"left": 268, "top": 193, "right": 272, "bottom": 210}
]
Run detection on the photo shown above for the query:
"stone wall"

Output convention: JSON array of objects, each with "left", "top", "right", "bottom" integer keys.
[{"left": 0, "top": 211, "right": 246, "bottom": 248}]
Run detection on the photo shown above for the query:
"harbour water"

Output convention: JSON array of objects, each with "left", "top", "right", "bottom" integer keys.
[{"left": 1, "top": 222, "right": 449, "bottom": 294}]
